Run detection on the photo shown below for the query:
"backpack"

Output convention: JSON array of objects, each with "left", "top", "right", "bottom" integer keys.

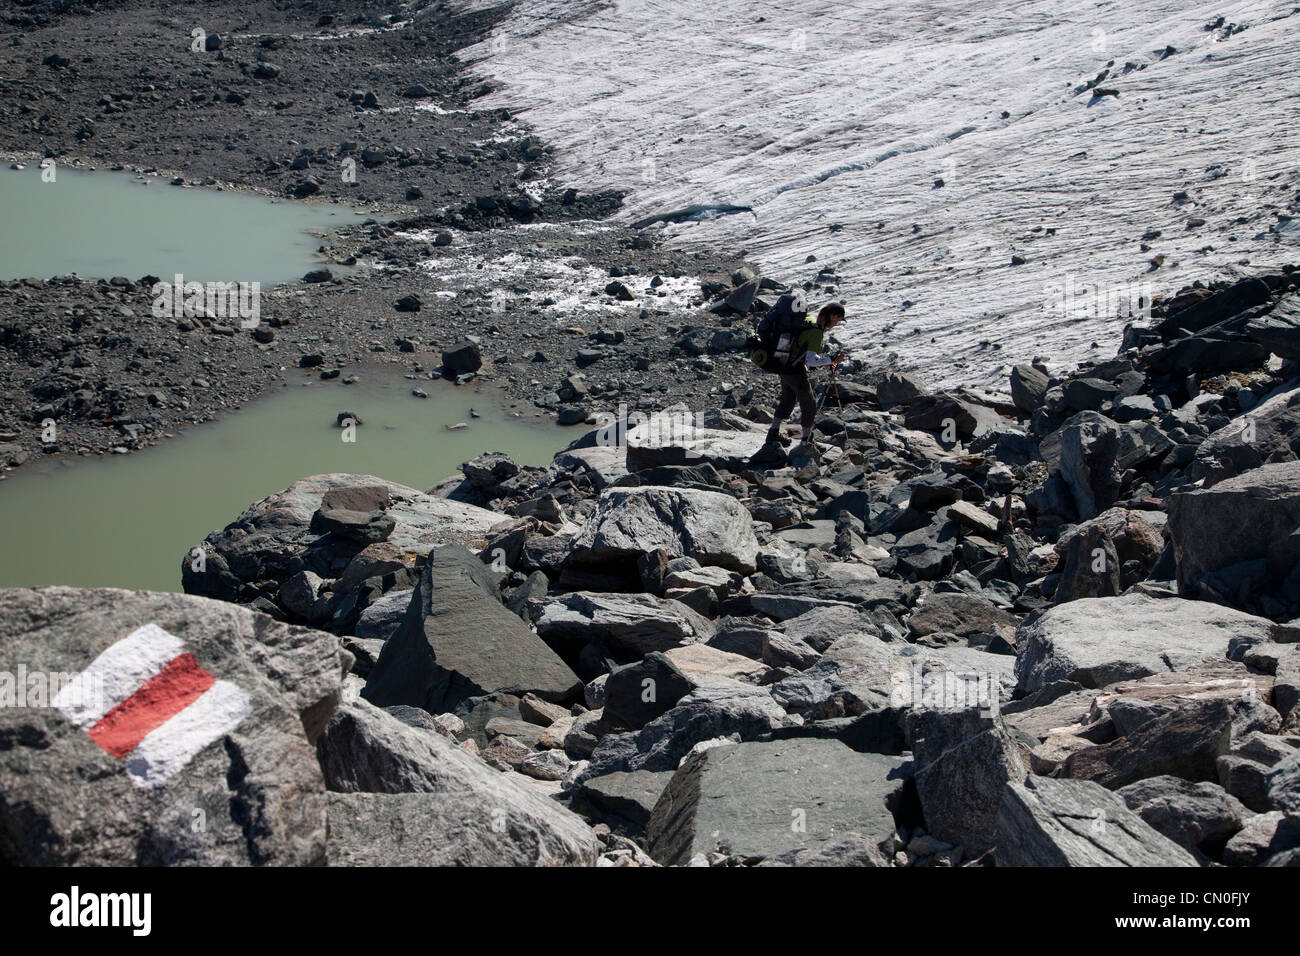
[{"left": 749, "top": 290, "right": 808, "bottom": 372}]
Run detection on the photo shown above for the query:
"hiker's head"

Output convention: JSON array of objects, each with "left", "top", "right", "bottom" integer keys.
[{"left": 817, "top": 303, "right": 846, "bottom": 329}]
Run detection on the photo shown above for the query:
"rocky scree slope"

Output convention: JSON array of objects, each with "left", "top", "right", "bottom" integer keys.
[{"left": 5, "top": 267, "right": 1300, "bottom": 865}]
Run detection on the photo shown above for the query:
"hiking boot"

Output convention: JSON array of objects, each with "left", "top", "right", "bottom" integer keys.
[{"left": 752, "top": 439, "right": 787, "bottom": 464}]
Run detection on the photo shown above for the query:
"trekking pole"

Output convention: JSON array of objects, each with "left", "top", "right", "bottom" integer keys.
[{"left": 813, "top": 352, "right": 844, "bottom": 421}]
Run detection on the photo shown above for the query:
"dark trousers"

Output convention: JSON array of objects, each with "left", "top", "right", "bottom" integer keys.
[{"left": 769, "top": 369, "right": 816, "bottom": 437}]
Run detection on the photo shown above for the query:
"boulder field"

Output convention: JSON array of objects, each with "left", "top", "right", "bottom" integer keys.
[{"left": 4, "top": 270, "right": 1300, "bottom": 866}]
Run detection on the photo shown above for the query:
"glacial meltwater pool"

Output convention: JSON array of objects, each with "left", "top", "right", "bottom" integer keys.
[
  {"left": 0, "top": 163, "right": 363, "bottom": 285},
  {"left": 0, "top": 374, "right": 571, "bottom": 593}
]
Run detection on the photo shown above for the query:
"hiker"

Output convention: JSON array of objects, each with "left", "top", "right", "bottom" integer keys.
[{"left": 759, "top": 301, "right": 845, "bottom": 451}]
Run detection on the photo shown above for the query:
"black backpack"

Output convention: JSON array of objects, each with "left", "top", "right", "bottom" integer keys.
[{"left": 749, "top": 291, "right": 808, "bottom": 372}]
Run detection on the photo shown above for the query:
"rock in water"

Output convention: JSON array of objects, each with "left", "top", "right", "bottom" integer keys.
[
  {"left": 568, "top": 486, "right": 759, "bottom": 574},
  {"left": 442, "top": 340, "right": 482, "bottom": 375},
  {"left": 362, "top": 545, "right": 581, "bottom": 712},
  {"left": 644, "top": 739, "right": 912, "bottom": 865},
  {"left": 319, "top": 699, "right": 597, "bottom": 865},
  {"left": 996, "top": 776, "right": 1199, "bottom": 866},
  {"left": 0, "top": 587, "right": 349, "bottom": 865}
]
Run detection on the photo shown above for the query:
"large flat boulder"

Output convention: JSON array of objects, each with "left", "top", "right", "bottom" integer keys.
[
  {"left": 623, "top": 408, "right": 768, "bottom": 472},
  {"left": 645, "top": 739, "right": 912, "bottom": 865},
  {"left": 1169, "top": 460, "right": 1300, "bottom": 618},
  {"left": 568, "top": 486, "right": 759, "bottom": 574},
  {"left": 1014, "top": 594, "right": 1279, "bottom": 695},
  {"left": 181, "top": 473, "right": 502, "bottom": 605},
  {"left": 995, "top": 776, "right": 1198, "bottom": 866},
  {"left": 362, "top": 545, "right": 581, "bottom": 713},
  {"left": 328, "top": 791, "right": 595, "bottom": 866},
  {"left": 534, "top": 591, "right": 715, "bottom": 658},
  {"left": 0, "top": 587, "right": 348, "bottom": 865},
  {"left": 317, "top": 698, "right": 597, "bottom": 865}
]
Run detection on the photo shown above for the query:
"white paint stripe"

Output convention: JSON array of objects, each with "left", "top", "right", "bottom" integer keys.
[
  {"left": 51, "top": 623, "right": 185, "bottom": 728},
  {"left": 124, "top": 681, "right": 253, "bottom": 789}
]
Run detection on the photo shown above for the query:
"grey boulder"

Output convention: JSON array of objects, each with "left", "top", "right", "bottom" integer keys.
[
  {"left": 1267, "top": 751, "right": 1300, "bottom": 822},
  {"left": 1169, "top": 460, "right": 1300, "bottom": 617},
  {"left": 567, "top": 486, "right": 759, "bottom": 574},
  {"left": 645, "top": 739, "right": 912, "bottom": 865},
  {"left": 1048, "top": 412, "right": 1171, "bottom": 521},
  {"left": 1055, "top": 699, "right": 1233, "bottom": 789},
  {"left": 317, "top": 698, "right": 597, "bottom": 864},
  {"left": 182, "top": 473, "right": 501, "bottom": 603},
  {"left": 1222, "top": 810, "right": 1300, "bottom": 866},
  {"left": 1014, "top": 594, "right": 1278, "bottom": 695},
  {"left": 327, "top": 791, "right": 593, "bottom": 866},
  {"left": 995, "top": 776, "right": 1198, "bottom": 866},
  {"left": 362, "top": 545, "right": 581, "bottom": 713},
  {"left": 1116, "top": 775, "right": 1248, "bottom": 857},
  {"left": 1190, "top": 385, "right": 1300, "bottom": 486},
  {"left": 581, "top": 682, "right": 795, "bottom": 780},
  {"left": 905, "top": 708, "right": 1027, "bottom": 855},
  {"left": 569, "top": 769, "right": 674, "bottom": 838},
  {"left": 623, "top": 408, "right": 768, "bottom": 472},
  {"left": 534, "top": 591, "right": 715, "bottom": 658}
]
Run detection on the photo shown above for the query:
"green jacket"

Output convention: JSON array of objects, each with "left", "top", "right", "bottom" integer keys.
[{"left": 788, "top": 319, "right": 827, "bottom": 372}]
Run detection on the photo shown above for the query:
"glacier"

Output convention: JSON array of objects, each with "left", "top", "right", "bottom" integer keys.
[{"left": 457, "top": 0, "right": 1300, "bottom": 388}]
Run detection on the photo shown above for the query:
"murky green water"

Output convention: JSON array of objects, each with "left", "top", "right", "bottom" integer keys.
[
  {"left": 0, "top": 374, "right": 571, "bottom": 593},
  {"left": 0, "top": 163, "right": 362, "bottom": 285}
]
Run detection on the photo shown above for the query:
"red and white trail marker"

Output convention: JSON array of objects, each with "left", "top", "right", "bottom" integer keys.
[{"left": 52, "top": 623, "right": 252, "bottom": 789}]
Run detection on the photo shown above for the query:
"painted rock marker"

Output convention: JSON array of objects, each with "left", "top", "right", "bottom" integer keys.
[{"left": 52, "top": 623, "right": 251, "bottom": 789}]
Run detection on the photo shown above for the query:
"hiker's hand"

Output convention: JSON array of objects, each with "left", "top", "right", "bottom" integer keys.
[{"left": 831, "top": 352, "right": 844, "bottom": 368}]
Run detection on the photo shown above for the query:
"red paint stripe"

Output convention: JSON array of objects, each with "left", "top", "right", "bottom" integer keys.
[{"left": 87, "top": 653, "right": 215, "bottom": 758}]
